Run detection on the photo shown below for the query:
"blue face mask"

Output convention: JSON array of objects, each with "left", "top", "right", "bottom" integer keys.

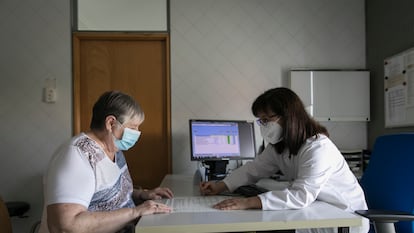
[{"left": 114, "top": 127, "right": 141, "bottom": 151}]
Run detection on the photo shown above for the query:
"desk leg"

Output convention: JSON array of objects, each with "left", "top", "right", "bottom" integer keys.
[{"left": 338, "top": 227, "right": 349, "bottom": 233}]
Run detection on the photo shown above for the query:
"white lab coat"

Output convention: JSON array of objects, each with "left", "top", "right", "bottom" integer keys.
[{"left": 223, "top": 134, "right": 369, "bottom": 233}]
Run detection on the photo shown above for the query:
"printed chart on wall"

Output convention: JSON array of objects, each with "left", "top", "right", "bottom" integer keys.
[{"left": 384, "top": 47, "right": 414, "bottom": 127}]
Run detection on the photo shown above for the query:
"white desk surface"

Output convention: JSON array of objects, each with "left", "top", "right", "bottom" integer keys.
[{"left": 136, "top": 174, "right": 362, "bottom": 233}]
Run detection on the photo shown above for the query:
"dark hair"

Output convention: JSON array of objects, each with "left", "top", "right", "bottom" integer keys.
[
  {"left": 90, "top": 91, "right": 144, "bottom": 130},
  {"left": 252, "top": 87, "right": 328, "bottom": 156}
]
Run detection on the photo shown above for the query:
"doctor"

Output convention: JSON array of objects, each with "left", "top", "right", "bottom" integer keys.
[{"left": 200, "top": 87, "right": 369, "bottom": 233}]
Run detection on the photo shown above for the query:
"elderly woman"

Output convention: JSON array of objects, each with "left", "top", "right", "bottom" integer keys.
[{"left": 39, "top": 91, "right": 173, "bottom": 233}]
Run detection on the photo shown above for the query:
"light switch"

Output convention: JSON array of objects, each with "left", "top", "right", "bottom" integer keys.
[
  {"left": 44, "top": 87, "right": 57, "bottom": 103},
  {"left": 43, "top": 78, "right": 57, "bottom": 103}
]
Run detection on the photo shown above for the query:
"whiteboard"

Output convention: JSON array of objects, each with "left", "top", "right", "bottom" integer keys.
[{"left": 384, "top": 47, "right": 414, "bottom": 127}]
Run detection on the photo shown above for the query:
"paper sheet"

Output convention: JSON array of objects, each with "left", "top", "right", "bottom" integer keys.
[{"left": 157, "top": 196, "right": 233, "bottom": 213}]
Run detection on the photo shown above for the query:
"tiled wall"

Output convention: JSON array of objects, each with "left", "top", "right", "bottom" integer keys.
[
  {"left": 170, "top": 0, "right": 367, "bottom": 174},
  {"left": 0, "top": 0, "right": 366, "bottom": 232}
]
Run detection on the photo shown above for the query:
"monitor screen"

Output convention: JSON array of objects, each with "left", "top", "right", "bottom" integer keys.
[{"left": 189, "top": 119, "right": 256, "bottom": 161}]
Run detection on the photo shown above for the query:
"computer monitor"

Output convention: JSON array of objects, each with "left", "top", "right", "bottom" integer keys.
[
  {"left": 189, "top": 119, "right": 257, "bottom": 180},
  {"left": 189, "top": 119, "right": 257, "bottom": 161}
]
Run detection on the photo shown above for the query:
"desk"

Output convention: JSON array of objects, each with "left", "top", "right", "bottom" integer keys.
[{"left": 136, "top": 174, "right": 362, "bottom": 233}]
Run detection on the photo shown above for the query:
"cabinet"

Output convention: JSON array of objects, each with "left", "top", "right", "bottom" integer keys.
[{"left": 289, "top": 70, "right": 370, "bottom": 121}]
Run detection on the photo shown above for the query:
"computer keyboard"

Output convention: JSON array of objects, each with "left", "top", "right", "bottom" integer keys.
[
  {"left": 157, "top": 196, "right": 232, "bottom": 213},
  {"left": 233, "top": 184, "right": 269, "bottom": 197}
]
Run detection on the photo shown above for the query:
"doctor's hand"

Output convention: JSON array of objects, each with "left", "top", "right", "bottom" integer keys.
[
  {"left": 213, "top": 196, "right": 262, "bottom": 210},
  {"left": 200, "top": 181, "right": 227, "bottom": 195}
]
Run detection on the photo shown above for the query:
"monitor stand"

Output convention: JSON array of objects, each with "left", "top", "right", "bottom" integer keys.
[{"left": 203, "top": 160, "right": 228, "bottom": 181}]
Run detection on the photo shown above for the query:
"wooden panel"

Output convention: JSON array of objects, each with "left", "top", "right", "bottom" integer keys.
[{"left": 73, "top": 33, "right": 171, "bottom": 188}]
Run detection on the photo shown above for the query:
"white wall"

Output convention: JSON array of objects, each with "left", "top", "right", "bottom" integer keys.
[
  {"left": 170, "top": 0, "right": 367, "bottom": 175},
  {"left": 0, "top": 0, "right": 366, "bottom": 232},
  {"left": 0, "top": 0, "right": 72, "bottom": 232}
]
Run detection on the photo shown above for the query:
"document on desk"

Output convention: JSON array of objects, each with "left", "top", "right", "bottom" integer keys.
[{"left": 157, "top": 196, "right": 233, "bottom": 213}]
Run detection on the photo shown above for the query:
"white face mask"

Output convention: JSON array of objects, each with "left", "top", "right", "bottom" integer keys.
[{"left": 260, "top": 121, "right": 283, "bottom": 144}]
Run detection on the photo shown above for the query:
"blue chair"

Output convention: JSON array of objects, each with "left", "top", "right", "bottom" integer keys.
[{"left": 356, "top": 133, "right": 414, "bottom": 233}]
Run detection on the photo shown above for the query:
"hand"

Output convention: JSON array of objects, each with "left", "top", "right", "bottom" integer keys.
[
  {"left": 134, "top": 200, "right": 171, "bottom": 216},
  {"left": 213, "top": 196, "right": 262, "bottom": 210},
  {"left": 200, "top": 181, "right": 227, "bottom": 195},
  {"left": 141, "top": 187, "right": 174, "bottom": 200}
]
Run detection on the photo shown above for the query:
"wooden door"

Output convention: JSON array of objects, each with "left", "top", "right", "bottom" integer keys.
[{"left": 72, "top": 32, "right": 171, "bottom": 188}]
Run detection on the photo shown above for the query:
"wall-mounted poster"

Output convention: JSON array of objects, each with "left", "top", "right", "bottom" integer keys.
[{"left": 384, "top": 47, "right": 414, "bottom": 127}]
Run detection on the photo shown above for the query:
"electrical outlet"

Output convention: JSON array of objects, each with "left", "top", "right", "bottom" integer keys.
[{"left": 44, "top": 87, "right": 57, "bottom": 103}]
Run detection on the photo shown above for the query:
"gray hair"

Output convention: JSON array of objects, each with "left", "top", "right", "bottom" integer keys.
[{"left": 90, "top": 91, "right": 144, "bottom": 130}]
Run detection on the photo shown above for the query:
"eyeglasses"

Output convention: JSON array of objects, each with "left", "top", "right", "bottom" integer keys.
[{"left": 256, "top": 114, "right": 279, "bottom": 127}]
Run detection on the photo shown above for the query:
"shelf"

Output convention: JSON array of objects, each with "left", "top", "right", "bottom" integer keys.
[{"left": 341, "top": 150, "right": 364, "bottom": 179}]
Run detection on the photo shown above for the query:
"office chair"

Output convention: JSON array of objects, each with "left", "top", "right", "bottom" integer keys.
[
  {"left": 355, "top": 133, "right": 414, "bottom": 233},
  {"left": 0, "top": 196, "right": 12, "bottom": 233}
]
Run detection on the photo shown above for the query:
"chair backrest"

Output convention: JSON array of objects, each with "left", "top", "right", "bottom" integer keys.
[
  {"left": 0, "top": 196, "right": 12, "bottom": 233},
  {"left": 360, "top": 133, "right": 414, "bottom": 233}
]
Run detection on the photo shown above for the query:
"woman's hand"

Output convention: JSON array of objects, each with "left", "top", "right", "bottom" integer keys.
[
  {"left": 140, "top": 187, "right": 174, "bottom": 200},
  {"left": 200, "top": 181, "right": 227, "bottom": 195},
  {"left": 134, "top": 200, "right": 172, "bottom": 216},
  {"left": 213, "top": 196, "right": 262, "bottom": 210}
]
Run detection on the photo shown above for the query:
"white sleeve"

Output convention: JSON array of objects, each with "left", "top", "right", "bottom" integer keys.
[
  {"left": 259, "top": 140, "right": 334, "bottom": 210},
  {"left": 223, "top": 146, "right": 281, "bottom": 191},
  {"left": 44, "top": 143, "right": 95, "bottom": 208}
]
